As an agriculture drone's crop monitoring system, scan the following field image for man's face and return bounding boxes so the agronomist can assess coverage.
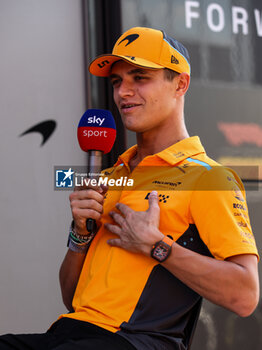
[110,60,178,134]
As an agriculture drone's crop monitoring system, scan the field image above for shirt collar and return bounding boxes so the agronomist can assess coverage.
[115,136,205,167]
[156,136,206,165]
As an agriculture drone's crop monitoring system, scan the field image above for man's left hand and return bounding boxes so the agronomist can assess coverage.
[105,191,164,256]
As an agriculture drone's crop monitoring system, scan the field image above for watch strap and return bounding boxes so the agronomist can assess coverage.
[151,235,174,262]
[161,235,174,247]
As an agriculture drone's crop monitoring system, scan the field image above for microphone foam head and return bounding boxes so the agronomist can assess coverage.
[77,109,116,154]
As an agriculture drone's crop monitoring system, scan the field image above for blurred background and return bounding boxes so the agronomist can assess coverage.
[0,0,261,348]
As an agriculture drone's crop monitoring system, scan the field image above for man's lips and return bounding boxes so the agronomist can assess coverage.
[120,103,141,111]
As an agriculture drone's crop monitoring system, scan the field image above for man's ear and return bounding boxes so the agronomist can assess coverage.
[174,73,190,97]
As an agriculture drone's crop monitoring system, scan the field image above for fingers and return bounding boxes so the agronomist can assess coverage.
[70,191,105,220]
[107,238,122,247]
[104,222,122,236]
[115,202,133,217]
[73,178,105,192]
[100,184,109,195]
[70,188,104,203]
[72,203,103,220]
[148,190,159,205]
[72,199,103,211]
[105,211,125,236]
[69,186,106,234]
[115,191,159,218]
[147,191,160,216]
[109,211,125,226]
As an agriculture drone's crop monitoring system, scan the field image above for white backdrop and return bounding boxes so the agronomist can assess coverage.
[0,0,87,333]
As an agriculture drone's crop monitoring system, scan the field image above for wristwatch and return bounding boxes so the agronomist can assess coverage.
[151,236,173,262]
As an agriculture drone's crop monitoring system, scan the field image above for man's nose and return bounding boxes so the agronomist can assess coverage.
[118,80,135,98]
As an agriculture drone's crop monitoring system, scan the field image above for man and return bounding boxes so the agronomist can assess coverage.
[0,27,259,350]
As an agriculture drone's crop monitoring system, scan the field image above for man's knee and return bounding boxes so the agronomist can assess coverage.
[0,334,19,349]
[0,332,50,350]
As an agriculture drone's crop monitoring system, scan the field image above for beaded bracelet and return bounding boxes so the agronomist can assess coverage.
[67,221,96,253]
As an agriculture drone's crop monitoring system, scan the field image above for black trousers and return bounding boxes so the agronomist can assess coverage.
[0,318,137,350]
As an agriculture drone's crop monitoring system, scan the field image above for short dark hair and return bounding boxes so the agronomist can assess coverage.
[163,68,179,81]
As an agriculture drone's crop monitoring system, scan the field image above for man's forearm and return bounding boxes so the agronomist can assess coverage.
[162,243,259,317]
[59,249,86,311]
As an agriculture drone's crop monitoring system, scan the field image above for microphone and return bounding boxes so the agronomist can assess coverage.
[77,109,116,233]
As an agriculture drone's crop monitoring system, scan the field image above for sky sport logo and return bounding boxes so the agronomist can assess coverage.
[56,168,74,188]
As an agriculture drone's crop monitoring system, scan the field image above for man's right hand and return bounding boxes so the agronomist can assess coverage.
[69,183,108,236]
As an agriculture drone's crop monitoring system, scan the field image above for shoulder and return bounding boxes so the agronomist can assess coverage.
[185,152,244,192]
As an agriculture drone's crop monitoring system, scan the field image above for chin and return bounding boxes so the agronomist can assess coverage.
[125,124,144,132]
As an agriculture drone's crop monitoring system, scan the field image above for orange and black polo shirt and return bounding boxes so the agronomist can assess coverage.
[60,136,258,350]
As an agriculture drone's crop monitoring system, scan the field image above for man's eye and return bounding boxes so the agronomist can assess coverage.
[111,79,120,86]
[135,76,145,81]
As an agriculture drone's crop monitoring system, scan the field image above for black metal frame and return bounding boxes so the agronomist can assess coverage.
[82,0,126,169]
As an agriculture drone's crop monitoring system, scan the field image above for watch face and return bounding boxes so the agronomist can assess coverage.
[151,241,171,262]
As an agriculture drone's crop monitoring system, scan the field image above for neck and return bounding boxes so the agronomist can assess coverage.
[129,122,189,171]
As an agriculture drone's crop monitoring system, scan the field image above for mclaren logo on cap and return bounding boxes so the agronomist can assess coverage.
[118,34,139,47]
[171,55,179,64]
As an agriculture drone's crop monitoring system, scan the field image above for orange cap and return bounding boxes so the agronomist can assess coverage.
[89,27,191,77]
